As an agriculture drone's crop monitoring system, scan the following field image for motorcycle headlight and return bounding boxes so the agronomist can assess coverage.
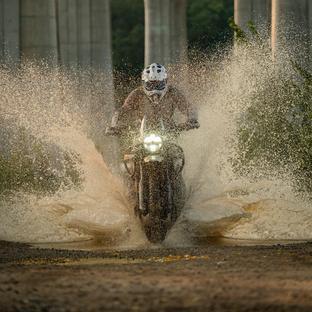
[144,134,163,153]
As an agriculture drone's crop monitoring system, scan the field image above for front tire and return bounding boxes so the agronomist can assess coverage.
[140,162,170,243]
[143,216,168,243]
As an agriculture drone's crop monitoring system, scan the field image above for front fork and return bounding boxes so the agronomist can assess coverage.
[138,162,145,215]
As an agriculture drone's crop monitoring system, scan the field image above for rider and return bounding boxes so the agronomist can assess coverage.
[107,63,200,136]
[107,63,199,217]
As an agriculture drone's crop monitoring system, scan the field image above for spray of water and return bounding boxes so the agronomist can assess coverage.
[0,64,145,245]
[1,40,312,247]
[181,41,312,241]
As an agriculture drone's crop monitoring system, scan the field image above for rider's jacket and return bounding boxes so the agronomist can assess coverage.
[111,85,198,130]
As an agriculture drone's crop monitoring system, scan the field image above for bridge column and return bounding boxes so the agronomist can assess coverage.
[20,0,58,65]
[271,0,311,69]
[0,0,19,65]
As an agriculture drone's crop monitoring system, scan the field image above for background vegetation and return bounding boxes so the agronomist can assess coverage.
[0,125,82,197]
[111,0,233,76]
[232,22,312,196]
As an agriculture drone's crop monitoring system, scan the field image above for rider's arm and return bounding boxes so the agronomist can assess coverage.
[111,88,142,128]
[173,88,200,128]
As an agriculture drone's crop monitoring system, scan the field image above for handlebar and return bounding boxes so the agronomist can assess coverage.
[171,123,194,132]
[105,121,199,137]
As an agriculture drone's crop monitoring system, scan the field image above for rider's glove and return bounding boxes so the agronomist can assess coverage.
[185,119,200,130]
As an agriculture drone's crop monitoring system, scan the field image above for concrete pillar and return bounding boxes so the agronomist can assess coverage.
[89,0,117,168]
[169,0,187,64]
[271,0,310,69]
[57,0,114,100]
[57,0,91,69]
[58,0,115,166]
[0,0,19,64]
[234,0,271,35]
[144,0,171,66]
[89,0,114,131]
[76,0,91,68]
[59,0,114,71]
[57,0,79,68]
[144,0,188,67]
[20,0,58,65]
[90,0,113,75]
[310,1,312,65]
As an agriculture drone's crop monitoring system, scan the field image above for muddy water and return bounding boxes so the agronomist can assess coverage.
[1,43,312,247]
[32,237,310,252]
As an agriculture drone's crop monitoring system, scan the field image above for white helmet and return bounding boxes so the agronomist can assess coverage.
[142,63,168,97]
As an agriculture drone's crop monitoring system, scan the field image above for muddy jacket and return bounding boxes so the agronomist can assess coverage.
[111,85,198,130]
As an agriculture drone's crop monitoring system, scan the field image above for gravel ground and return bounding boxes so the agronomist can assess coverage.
[0,240,312,311]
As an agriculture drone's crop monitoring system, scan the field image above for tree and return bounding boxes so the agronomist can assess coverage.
[231,20,312,195]
[187,0,233,55]
[111,0,233,76]
[111,0,144,76]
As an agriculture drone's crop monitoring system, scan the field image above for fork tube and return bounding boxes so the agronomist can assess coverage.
[139,162,145,212]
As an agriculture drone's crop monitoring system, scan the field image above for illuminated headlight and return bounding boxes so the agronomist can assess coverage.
[143,134,163,153]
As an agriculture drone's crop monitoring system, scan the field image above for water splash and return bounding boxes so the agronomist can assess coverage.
[0,64,144,245]
[1,41,312,247]
[180,41,312,241]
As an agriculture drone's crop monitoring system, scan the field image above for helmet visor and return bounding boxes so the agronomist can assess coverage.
[143,80,166,91]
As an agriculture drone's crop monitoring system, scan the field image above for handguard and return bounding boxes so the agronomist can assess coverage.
[105,126,121,136]
[173,120,200,132]
[184,119,200,130]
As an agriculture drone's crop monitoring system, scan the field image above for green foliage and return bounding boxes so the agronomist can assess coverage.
[111,0,145,76]
[111,0,233,76]
[228,17,248,43]
[229,17,261,44]
[0,128,82,196]
[187,0,233,53]
[231,20,312,194]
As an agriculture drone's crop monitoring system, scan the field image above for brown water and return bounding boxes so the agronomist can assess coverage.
[0,43,312,247]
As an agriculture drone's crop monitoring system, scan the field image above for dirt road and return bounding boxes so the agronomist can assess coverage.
[0,240,312,311]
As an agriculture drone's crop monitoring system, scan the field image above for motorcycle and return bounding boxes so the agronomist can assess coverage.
[107,116,193,243]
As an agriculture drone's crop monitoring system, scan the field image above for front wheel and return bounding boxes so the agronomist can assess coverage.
[142,216,168,243]
[140,162,171,243]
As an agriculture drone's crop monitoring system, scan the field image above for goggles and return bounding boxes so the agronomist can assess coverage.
[143,80,166,91]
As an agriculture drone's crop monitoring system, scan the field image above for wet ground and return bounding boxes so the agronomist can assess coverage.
[1,240,312,311]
